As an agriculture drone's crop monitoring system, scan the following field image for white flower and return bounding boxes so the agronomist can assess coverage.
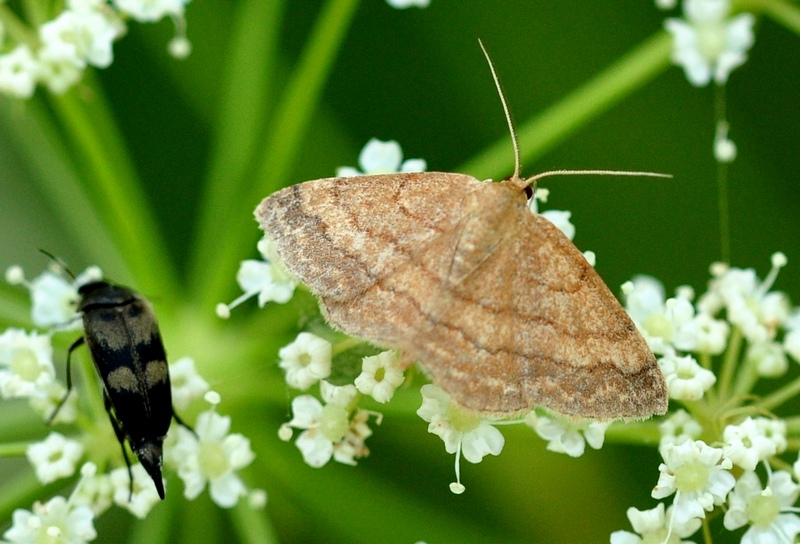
[664,0,755,86]
[698,254,789,343]
[622,277,707,355]
[658,353,716,400]
[281,382,373,468]
[526,412,607,458]
[623,275,668,324]
[113,0,190,22]
[218,237,297,317]
[0,328,56,398]
[278,332,332,390]
[724,470,800,544]
[29,270,81,328]
[110,464,162,519]
[674,311,729,355]
[3,496,97,544]
[167,410,255,508]
[610,503,701,544]
[9,264,100,328]
[526,189,576,241]
[336,138,426,177]
[745,340,788,378]
[417,384,503,492]
[540,210,575,241]
[0,45,38,99]
[659,409,703,452]
[72,470,114,516]
[168,36,192,58]
[36,52,83,94]
[652,440,735,526]
[783,327,800,363]
[354,350,404,403]
[169,356,210,411]
[386,0,430,8]
[714,120,737,163]
[723,417,785,471]
[28,380,79,424]
[39,8,122,69]
[27,432,85,484]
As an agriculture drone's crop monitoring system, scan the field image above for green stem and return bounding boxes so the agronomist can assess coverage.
[782,415,800,434]
[190,0,285,300]
[195,0,362,311]
[0,98,127,273]
[229,501,280,544]
[731,352,759,399]
[758,374,800,412]
[0,441,30,457]
[47,83,178,298]
[714,85,731,263]
[753,0,800,35]
[460,31,673,180]
[604,420,662,446]
[21,0,48,29]
[717,327,743,400]
[0,4,36,44]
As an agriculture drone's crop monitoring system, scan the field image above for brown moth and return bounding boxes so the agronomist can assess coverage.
[255,44,667,421]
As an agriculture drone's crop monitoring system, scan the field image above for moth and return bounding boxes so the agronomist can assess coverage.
[254,44,668,421]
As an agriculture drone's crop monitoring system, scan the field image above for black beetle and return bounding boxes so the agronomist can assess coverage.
[51,278,191,500]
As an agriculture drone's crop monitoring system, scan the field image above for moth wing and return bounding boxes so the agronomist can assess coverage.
[412,198,667,419]
[257,172,481,341]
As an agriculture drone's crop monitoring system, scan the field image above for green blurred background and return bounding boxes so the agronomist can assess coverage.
[1,1,799,542]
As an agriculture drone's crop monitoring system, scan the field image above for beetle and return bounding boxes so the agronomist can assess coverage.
[50,274,191,500]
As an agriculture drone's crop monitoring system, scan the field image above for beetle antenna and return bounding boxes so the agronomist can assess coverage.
[38,249,76,280]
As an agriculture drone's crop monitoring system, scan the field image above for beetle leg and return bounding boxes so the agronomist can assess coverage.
[172,408,198,438]
[104,391,134,502]
[47,336,85,424]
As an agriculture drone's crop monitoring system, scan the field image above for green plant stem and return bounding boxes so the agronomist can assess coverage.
[128,493,177,544]
[604,420,661,446]
[21,0,47,28]
[0,4,35,44]
[757,373,800,412]
[752,0,800,34]
[47,84,178,299]
[0,98,127,273]
[460,31,673,180]
[189,0,285,301]
[782,416,800,434]
[0,441,30,457]
[717,327,743,400]
[194,0,362,310]
[229,500,280,544]
[714,84,731,263]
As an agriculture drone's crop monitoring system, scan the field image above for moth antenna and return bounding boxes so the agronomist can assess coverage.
[38,249,76,280]
[479,39,520,181]
[527,169,672,184]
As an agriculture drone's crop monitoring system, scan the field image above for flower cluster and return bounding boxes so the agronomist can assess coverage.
[660,0,756,163]
[0,0,192,99]
[1,261,259,542]
[613,252,800,542]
